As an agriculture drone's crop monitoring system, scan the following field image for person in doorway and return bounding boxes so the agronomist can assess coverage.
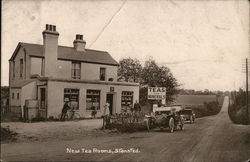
[61,100,70,121]
[102,103,110,129]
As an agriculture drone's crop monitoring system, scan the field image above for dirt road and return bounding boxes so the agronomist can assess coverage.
[1,96,250,162]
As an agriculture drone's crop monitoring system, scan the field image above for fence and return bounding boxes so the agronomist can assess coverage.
[1,106,22,121]
[104,112,148,132]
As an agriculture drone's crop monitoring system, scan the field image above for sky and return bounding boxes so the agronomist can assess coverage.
[1,0,249,91]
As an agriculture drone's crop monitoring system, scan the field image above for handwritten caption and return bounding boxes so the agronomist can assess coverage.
[66,147,140,154]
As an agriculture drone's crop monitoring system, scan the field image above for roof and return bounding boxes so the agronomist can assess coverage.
[9,42,119,66]
[11,79,35,88]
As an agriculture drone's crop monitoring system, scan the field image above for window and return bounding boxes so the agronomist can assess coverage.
[12,93,15,99]
[86,90,100,110]
[100,68,106,81]
[17,93,19,100]
[13,61,15,79]
[64,89,79,110]
[72,62,81,79]
[20,59,23,78]
[121,91,134,110]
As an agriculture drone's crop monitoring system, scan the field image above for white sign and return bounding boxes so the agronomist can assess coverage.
[148,87,166,100]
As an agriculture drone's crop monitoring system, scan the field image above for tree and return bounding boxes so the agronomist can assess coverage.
[141,57,179,104]
[117,57,179,105]
[118,58,142,82]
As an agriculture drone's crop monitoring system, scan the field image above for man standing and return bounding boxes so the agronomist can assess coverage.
[61,100,70,121]
[134,100,141,112]
[102,103,110,129]
[133,100,141,122]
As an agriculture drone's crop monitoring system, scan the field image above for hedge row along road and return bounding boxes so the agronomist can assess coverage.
[1,96,250,162]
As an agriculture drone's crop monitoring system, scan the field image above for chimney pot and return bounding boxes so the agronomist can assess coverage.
[53,25,56,31]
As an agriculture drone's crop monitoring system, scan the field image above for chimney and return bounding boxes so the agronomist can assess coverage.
[42,24,59,77]
[73,34,86,52]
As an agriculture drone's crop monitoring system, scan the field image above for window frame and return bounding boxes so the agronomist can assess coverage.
[20,59,23,78]
[64,88,80,110]
[13,61,15,79]
[71,61,81,80]
[100,67,106,81]
[121,91,134,109]
[86,89,101,110]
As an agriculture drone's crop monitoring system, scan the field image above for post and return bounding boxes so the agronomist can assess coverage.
[246,58,249,124]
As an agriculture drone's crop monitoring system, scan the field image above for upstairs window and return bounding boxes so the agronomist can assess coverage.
[17,93,19,100]
[72,62,81,79]
[100,68,106,81]
[20,59,23,78]
[12,93,15,99]
[13,61,15,79]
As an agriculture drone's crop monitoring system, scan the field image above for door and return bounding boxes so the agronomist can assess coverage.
[106,94,113,115]
[40,88,46,109]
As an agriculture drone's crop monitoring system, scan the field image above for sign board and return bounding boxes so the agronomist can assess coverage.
[110,87,114,92]
[148,87,166,100]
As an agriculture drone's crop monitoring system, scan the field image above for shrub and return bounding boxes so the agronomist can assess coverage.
[1,126,18,142]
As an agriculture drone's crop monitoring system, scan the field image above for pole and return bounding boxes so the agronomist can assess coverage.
[246,58,249,124]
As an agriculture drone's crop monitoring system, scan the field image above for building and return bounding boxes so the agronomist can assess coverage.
[9,24,139,119]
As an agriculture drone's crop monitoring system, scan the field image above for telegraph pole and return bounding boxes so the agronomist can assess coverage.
[246,58,249,124]
[242,58,250,124]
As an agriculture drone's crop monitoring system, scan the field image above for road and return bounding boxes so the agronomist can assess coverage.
[1,96,250,162]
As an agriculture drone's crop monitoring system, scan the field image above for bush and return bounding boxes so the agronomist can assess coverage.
[191,101,221,118]
[104,112,148,132]
[1,126,18,142]
[228,104,248,125]
[228,89,249,125]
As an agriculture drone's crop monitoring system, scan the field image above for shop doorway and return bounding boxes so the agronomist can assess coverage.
[106,94,113,115]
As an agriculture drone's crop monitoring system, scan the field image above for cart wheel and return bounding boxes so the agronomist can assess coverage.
[169,117,174,133]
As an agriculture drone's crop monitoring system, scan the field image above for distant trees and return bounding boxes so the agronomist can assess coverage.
[118,57,179,105]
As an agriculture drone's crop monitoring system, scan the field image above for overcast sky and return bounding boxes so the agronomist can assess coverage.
[1,0,249,91]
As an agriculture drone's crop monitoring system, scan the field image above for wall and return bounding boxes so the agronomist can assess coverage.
[9,88,21,106]
[47,81,139,118]
[30,57,43,76]
[9,47,25,84]
[81,62,118,81]
[21,81,37,117]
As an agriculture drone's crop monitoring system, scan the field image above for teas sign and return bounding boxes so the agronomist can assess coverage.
[148,87,166,100]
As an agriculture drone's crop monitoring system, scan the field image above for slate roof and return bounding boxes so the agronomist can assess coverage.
[9,42,119,66]
[11,79,36,88]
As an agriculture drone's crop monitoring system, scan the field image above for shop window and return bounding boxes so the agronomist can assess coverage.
[121,91,134,110]
[64,89,79,110]
[100,68,106,81]
[20,59,23,78]
[72,62,81,79]
[86,90,100,110]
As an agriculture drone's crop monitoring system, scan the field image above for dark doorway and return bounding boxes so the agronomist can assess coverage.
[40,88,46,109]
[106,94,113,115]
